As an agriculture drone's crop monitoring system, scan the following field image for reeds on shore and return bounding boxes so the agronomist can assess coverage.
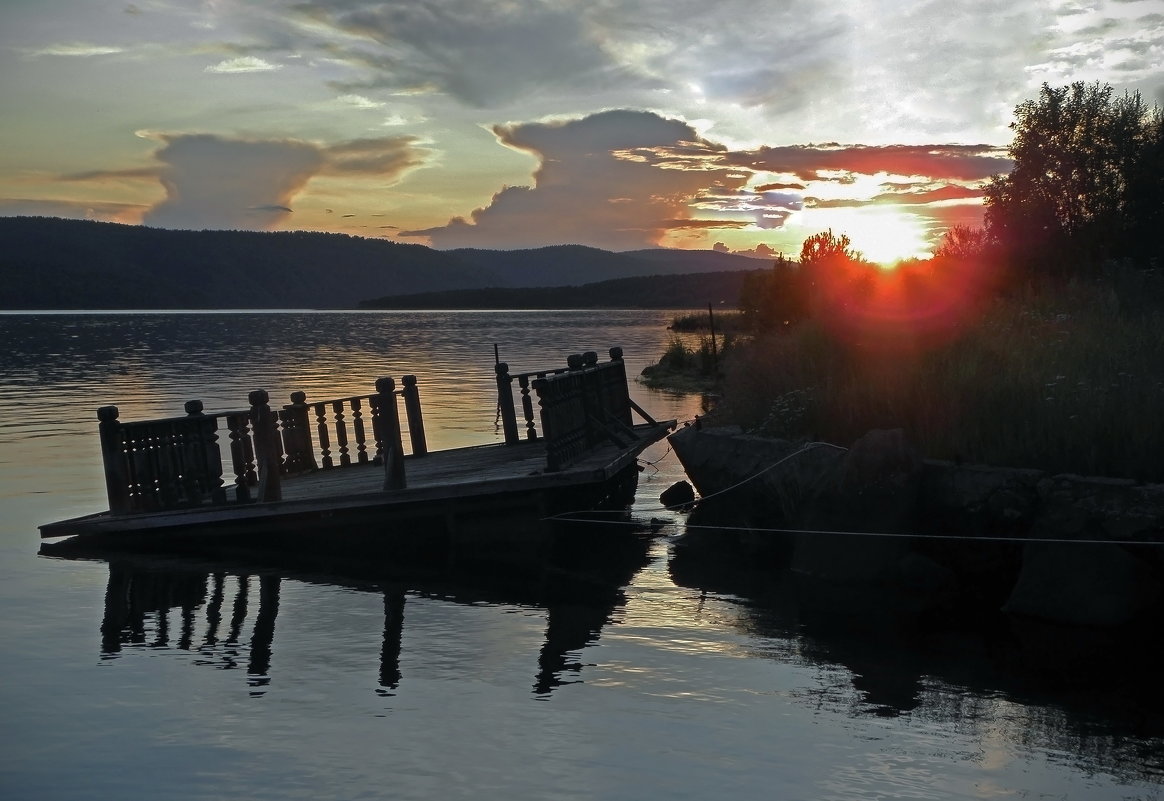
[708,267,1164,481]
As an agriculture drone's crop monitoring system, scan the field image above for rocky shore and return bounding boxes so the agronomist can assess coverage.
[668,424,1164,627]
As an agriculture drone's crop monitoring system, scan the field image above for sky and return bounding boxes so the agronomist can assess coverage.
[1,1,1162,264]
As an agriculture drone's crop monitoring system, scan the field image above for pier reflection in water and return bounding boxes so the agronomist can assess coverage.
[87,523,652,700]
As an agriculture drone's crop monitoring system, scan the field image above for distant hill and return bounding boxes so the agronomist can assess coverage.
[447,245,764,287]
[362,270,759,310]
[0,217,484,309]
[0,216,768,309]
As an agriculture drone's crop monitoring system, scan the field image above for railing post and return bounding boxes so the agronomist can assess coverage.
[495,361,520,445]
[98,405,130,514]
[249,390,282,502]
[401,374,428,456]
[281,391,317,473]
[532,377,560,472]
[185,399,226,504]
[375,377,406,490]
[610,346,656,425]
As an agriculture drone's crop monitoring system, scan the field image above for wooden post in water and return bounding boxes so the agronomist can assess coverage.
[375,377,406,490]
[97,405,130,514]
[708,302,719,377]
[495,362,520,445]
[249,390,283,502]
[401,375,428,456]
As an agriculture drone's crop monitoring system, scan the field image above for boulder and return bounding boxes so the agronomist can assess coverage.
[659,480,695,508]
[1003,541,1162,626]
[790,429,924,582]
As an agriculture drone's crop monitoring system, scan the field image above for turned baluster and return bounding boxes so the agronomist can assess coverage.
[333,399,350,467]
[313,401,333,469]
[518,374,537,440]
[225,411,255,501]
[351,397,369,464]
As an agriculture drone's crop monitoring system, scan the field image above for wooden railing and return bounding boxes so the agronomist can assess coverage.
[96,376,427,515]
[496,347,658,471]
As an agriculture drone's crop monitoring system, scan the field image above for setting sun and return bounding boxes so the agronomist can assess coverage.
[818,207,933,266]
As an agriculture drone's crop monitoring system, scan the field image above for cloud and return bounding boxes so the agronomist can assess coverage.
[138,132,425,230]
[336,93,385,109]
[404,110,748,250]
[144,134,321,229]
[405,108,1004,250]
[300,0,641,108]
[60,166,161,183]
[205,56,282,73]
[28,43,126,57]
[323,136,425,176]
[805,183,987,209]
[704,144,1011,183]
[0,198,146,224]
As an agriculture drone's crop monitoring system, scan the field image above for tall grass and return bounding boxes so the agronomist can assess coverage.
[669,309,748,333]
[641,333,739,390]
[712,269,1164,481]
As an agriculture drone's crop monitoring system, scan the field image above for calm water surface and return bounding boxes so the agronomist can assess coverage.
[1,311,1161,801]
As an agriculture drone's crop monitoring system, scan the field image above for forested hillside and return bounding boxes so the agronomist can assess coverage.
[362,269,759,309]
[0,217,763,309]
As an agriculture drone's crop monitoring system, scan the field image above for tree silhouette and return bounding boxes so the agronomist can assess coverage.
[984,81,1163,270]
[799,229,860,266]
[933,225,989,261]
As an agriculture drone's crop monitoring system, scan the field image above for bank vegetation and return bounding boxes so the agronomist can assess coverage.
[650,81,1164,481]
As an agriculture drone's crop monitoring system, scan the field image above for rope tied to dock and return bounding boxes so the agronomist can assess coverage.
[550,437,1164,547]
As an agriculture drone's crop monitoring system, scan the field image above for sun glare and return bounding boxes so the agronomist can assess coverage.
[820,207,932,266]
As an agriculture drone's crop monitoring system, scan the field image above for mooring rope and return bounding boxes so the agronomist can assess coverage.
[548,514,1164,547]
[548,436,1164,547]
[671,440,849,507]
[589,438,849,519]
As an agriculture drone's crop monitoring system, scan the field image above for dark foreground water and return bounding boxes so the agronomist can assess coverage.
[1,311,1161,801]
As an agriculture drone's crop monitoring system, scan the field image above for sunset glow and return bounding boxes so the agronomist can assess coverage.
[810,207,934,266]
[1,2,1160,257]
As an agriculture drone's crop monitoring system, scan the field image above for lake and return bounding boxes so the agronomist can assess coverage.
[1,310,1161,801]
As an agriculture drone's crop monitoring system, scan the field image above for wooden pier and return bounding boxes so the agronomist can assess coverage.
[40,347,674,554]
